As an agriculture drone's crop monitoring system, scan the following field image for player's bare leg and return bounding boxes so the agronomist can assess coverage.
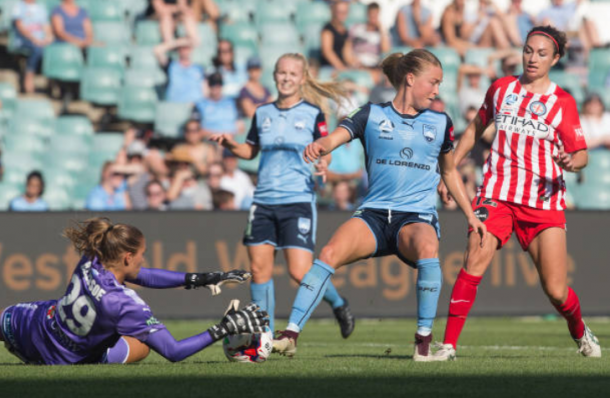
[528,228,601,357]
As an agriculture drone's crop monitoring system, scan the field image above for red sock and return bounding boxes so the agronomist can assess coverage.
[443,269,482,349]
[552,287,585,340]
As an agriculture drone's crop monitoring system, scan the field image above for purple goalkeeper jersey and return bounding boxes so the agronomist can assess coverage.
[2,256,166,364]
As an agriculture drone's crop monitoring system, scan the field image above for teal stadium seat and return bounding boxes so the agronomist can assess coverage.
[338,70,375,91]
[303,22,324,59]
[154,102,193,138]
[87,46,126,76]
[136,20,162,46]
[118,86,158,123]
[15,99,55,122]
[0,183,22,210]
[49,134,92,154]
[218,0,251,23]
[43,186,72,211]
[43,43,84,81]
[549,70,585,106]
[346,1,367,26]
[254,2,293,28]
[2,151,44,172]
[428,47,461,74]
[88,0,124,22]
[9,119,55,138]
[124,68,158,88]
[259,23,300,47]
[296,1,330,35]
[2,134,46,153]
[80,67,122,106]
[0,82,17,120]
[43,167,82,192]
[129,46,167,85]
[92,133,124,153]
[587,48,610,95]
[220,23,258,53]
[55,115,94,136]
[93,21,130,55]
[44,151,90,173]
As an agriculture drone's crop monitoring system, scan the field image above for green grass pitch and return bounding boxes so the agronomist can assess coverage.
[2,318,609,398]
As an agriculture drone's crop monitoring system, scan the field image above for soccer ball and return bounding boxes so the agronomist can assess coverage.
[222,328,273,363]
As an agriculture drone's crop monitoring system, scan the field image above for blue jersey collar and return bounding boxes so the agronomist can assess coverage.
[389,101,427,119]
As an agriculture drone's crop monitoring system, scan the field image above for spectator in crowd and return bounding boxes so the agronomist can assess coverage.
[440,0,510,58]
[114,140,152,211]
[146,0,200,46]
[165,146,213,210]
[9,171,48,211]
[154,37,206,103]
[51,0,93,49]
[238,57,272,119]
[457,64,486,117]
[206,161,224,191]
[85,162,132,211]
[171,119,217,176]
[504,0,534,46]
[327,181,356,211]
[219,149,254,210]
[538,0,600,55]
[191,0,219,31]
[393,0,439,48]
[369,72,396,104]
[349,2,390,70]
[580,94,610,150]
[195,72,242,137]
[430,97,445,113]
[12,0,54,94]
[320,0,355,72]
[212,189,236,210]
[145,179,168,210]
[326,139,365,184]
[211,39,248,99]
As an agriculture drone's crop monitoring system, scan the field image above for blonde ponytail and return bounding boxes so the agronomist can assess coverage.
[64,217,144,267]
[275,53,348,116]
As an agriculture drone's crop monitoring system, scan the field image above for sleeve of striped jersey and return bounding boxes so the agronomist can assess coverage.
[245,113,259,146]
[557,96,587,153]
[478,80,499,126]
[441,114,455,153]
[313,111,329,140]
[339,103,371,140]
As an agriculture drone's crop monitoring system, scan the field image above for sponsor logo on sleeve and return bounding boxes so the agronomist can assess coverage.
[317,121,329,136]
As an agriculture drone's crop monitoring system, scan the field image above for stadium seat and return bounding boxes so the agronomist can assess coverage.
[118,86,158,123]
[88,150,118,169]
[14,99,55,122]
[427,47,461,74]
[87,46,126,75]
[135,20,162,46]
[0,183,22,211]
[124,68,158,88]
[295,1,330,35]
[587,48,610,94]
[129,46,167,85]
[234,45,257,66]
[220,23,258,53]
[2,151,44,172]
[43,186,72,211]
[464,48,495,70]
[93,21,130,54]
[346,1,367,26]
[254,3,293,27]
[49,134,92,154]
[260,44,304,72]
[2,134,46,153]
[55,115,94,136]
[88,0,124,22]
[92,133,124,153]
[43,167,81,192]
[218,0,251,23]
[0,82,17,119]
[8,118,54,138]
[303,22,324,59]
[80,67,122,106]
[259,23,300,47]
[548,70,585,106]
[573,184,610,210]
[44,151,90,173]
[154,102,193,138]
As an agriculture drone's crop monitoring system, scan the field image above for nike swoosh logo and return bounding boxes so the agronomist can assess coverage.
[450,299,470,304]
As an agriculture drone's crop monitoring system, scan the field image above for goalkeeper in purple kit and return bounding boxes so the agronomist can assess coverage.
[0,217,268,365]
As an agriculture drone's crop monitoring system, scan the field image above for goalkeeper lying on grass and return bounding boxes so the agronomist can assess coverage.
[0,217,268,365]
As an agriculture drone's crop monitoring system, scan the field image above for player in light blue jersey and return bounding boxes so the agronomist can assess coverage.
[273,49,487,361]
[210,53,355,338]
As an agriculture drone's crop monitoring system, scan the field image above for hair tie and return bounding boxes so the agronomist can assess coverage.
[528,31,559,52]
[106,225,114,233]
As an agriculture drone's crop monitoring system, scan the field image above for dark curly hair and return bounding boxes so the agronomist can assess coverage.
[526,25,568,59]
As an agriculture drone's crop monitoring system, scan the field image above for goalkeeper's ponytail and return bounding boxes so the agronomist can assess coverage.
[64,217,144,268]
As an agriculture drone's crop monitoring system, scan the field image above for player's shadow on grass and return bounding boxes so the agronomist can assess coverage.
[325,354,412,360]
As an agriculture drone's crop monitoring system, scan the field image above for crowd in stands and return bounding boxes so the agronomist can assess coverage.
[1,0,610,212]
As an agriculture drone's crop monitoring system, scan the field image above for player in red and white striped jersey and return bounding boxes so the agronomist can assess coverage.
[434,25,601,360]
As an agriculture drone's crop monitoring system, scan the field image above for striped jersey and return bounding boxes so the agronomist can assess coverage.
[477,76,587,210]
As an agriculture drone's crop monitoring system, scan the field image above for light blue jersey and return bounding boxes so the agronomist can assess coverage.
[246,101,328,205]
[339,102,454,214]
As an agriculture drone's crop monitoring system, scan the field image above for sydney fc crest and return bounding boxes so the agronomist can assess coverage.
[298,217,311,235]
[422,124,437,143]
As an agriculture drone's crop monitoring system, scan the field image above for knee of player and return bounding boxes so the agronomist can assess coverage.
[288,268,306,283]
[319,245,340,268]
[414,242,438,260]
[250,259,271,276]
[544,286,567,305]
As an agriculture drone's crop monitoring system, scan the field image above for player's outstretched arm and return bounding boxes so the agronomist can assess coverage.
[127,268,251,295]
[454,114,494,167]
[145,303,268,362]
[439,150,487,245]
[209,134,260,160]
[303,127,352,163]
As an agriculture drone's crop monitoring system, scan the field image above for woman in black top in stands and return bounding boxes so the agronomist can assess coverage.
[320,0,356,72]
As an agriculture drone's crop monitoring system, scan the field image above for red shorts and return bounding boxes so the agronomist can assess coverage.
[468,197,566,251]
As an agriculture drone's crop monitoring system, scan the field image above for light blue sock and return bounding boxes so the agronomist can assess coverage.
[323,282,345,309]
[416,258,442,336]
[287,259,335,332]
[251,279,275,333]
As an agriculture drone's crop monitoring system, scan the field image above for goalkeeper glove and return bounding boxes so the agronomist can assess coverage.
[207,302,269,342]
[185,270,251,295]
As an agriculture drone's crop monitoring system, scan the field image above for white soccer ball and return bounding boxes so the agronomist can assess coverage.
[222,328,273,363]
